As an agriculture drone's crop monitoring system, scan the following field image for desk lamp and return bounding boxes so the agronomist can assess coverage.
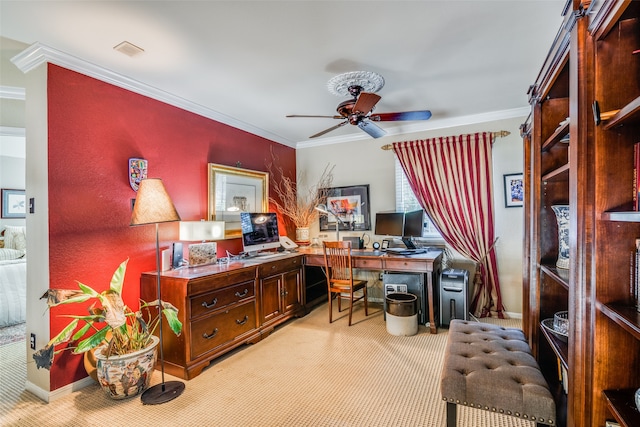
[130,178,184,405]
[315,204,347,241]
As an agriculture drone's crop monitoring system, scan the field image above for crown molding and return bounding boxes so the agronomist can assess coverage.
[296,107,530,149]
[0,86,26,100]
[10,42,296,148]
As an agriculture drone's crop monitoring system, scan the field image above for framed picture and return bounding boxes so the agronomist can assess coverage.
[1,189,26,218]
[319,184,371,231]
[503,173,524,208]
[208,163,268,238]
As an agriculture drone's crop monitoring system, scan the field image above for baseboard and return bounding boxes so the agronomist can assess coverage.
[25,375,96,403]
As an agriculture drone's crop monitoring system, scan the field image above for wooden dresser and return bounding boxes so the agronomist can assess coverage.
[141,253,304,380]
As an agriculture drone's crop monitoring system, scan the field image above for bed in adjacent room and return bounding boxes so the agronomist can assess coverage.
[0,226,27,327]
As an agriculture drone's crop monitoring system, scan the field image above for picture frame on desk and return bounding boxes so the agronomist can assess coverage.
[503,173,524,208]
[208,163,268,238]
[319,184,371,232]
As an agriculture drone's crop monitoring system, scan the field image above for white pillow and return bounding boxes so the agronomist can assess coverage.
[0,248,25,261]
[3,226,26,251]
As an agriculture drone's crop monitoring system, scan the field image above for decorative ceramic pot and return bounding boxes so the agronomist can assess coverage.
[295,227,310,245]
[551,205,570,270]
[95,335,159,400]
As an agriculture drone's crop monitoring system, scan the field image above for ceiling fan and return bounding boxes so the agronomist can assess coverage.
[287,71,432,139]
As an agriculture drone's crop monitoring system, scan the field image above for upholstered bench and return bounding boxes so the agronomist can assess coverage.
[440,320,555,427]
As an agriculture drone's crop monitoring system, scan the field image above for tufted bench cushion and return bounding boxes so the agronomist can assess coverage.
[440,320,555,426]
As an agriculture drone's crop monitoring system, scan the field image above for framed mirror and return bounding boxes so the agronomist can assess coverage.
[208,163,269,238]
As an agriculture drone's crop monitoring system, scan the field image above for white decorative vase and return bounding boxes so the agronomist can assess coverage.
[95,335,159,400]
[551,205,570,270]
[295,227,310,245]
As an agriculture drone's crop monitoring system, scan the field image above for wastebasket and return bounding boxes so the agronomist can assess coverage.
[385,292,418,336]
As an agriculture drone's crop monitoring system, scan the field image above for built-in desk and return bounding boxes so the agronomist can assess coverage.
[299,247,443,334]
[141,249,442,379]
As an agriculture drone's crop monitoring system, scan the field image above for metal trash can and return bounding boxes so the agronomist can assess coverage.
[385,293,418,336]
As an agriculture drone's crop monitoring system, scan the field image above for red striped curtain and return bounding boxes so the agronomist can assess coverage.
[392,132,505,318]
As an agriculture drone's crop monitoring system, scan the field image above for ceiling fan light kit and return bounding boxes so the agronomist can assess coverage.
[288,70,431,139]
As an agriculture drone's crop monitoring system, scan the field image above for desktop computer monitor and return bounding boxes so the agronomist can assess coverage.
[403,209,424,237]
[375,212,404,236]
[240,212,281,255]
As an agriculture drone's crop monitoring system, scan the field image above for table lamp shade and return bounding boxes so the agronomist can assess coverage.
[131,178,181,226]
[179,221,225,241]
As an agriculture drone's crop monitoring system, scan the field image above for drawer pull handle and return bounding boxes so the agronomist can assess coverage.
[202,298,218,309]
[235,289,249,298]
[203,328,219,339]
[236,315,249,325]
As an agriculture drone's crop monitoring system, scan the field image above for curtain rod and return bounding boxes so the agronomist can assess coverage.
[380,130,511,150]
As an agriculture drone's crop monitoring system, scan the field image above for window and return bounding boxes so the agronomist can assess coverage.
[395,158,443,238]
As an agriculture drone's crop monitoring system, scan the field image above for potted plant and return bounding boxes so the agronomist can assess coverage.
[33,258,182,399]
[267,149,334,244]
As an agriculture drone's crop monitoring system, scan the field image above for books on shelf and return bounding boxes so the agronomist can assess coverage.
[634,239,640,312]
[635,142,640,211]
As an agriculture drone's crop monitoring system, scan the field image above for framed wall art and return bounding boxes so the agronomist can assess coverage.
[503,173,524,208]
[208,163,268,238]
[1,189,26,218]
[319,184,371,232]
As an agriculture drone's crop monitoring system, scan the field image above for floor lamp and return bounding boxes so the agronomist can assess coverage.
[130,178,185,405]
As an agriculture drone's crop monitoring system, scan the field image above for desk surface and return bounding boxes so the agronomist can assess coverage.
[151,247,443,333]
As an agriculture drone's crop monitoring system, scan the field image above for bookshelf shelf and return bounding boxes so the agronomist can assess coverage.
[542,163,570,182]
[542,120,570,151]
[599,302,640,341]
[603,389,640,427]
[539,321,569,368]
[541,264,570,290]
[603,96,640,130]
[601,211,640,222]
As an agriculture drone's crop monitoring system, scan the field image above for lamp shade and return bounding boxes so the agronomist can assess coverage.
[130,178,181,226]
[179,221,225,241]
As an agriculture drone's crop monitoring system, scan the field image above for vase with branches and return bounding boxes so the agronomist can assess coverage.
[267,150,334,244]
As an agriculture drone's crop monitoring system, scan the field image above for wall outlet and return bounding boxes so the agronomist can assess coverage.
[30,333,36,350]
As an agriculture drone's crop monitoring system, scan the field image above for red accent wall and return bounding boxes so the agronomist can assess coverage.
[46,64,296,389]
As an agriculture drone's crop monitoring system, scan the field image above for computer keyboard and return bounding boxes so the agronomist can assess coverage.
[255,253,284,260]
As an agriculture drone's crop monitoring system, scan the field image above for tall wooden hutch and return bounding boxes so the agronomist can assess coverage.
[522,1,640,426]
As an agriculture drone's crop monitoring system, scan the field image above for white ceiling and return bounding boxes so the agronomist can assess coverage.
[0,1,567,148]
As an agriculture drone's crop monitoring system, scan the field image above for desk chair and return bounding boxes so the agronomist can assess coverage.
[322,241,369,326]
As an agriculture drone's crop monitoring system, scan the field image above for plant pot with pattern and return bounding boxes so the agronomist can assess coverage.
[33,259,182,399]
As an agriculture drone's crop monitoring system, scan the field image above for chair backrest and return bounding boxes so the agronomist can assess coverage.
[322,240,354,283]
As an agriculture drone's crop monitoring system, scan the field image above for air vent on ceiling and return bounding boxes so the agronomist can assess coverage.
[113,41,145,57]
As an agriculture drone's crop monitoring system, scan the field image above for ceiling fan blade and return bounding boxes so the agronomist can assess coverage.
[287,114,344,119]
[369,110,432,122]
[357,120,387,138]
[309,120,348,138]
[352,92,381,115]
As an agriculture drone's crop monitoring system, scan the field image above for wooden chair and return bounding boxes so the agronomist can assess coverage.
[322,241,368,326]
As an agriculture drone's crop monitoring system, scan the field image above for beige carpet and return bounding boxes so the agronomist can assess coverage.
[0,304,532,427]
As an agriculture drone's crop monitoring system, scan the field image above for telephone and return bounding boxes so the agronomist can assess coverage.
[279,235,298,250]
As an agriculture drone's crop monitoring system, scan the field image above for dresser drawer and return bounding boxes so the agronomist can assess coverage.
[383,259,428,273]
[190,300,257,359]
[258,256,302,277]
[190,280,255,319]
[188,268,256,295]
[353,257,383,269]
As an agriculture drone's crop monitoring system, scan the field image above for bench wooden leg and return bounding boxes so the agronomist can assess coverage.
[446,402,456,427]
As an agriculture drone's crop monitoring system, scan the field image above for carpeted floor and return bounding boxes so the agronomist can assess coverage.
[0,304,532,427]
[0,322,26,347]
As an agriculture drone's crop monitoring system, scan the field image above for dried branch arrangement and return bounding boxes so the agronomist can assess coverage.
[266,149,334,229]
